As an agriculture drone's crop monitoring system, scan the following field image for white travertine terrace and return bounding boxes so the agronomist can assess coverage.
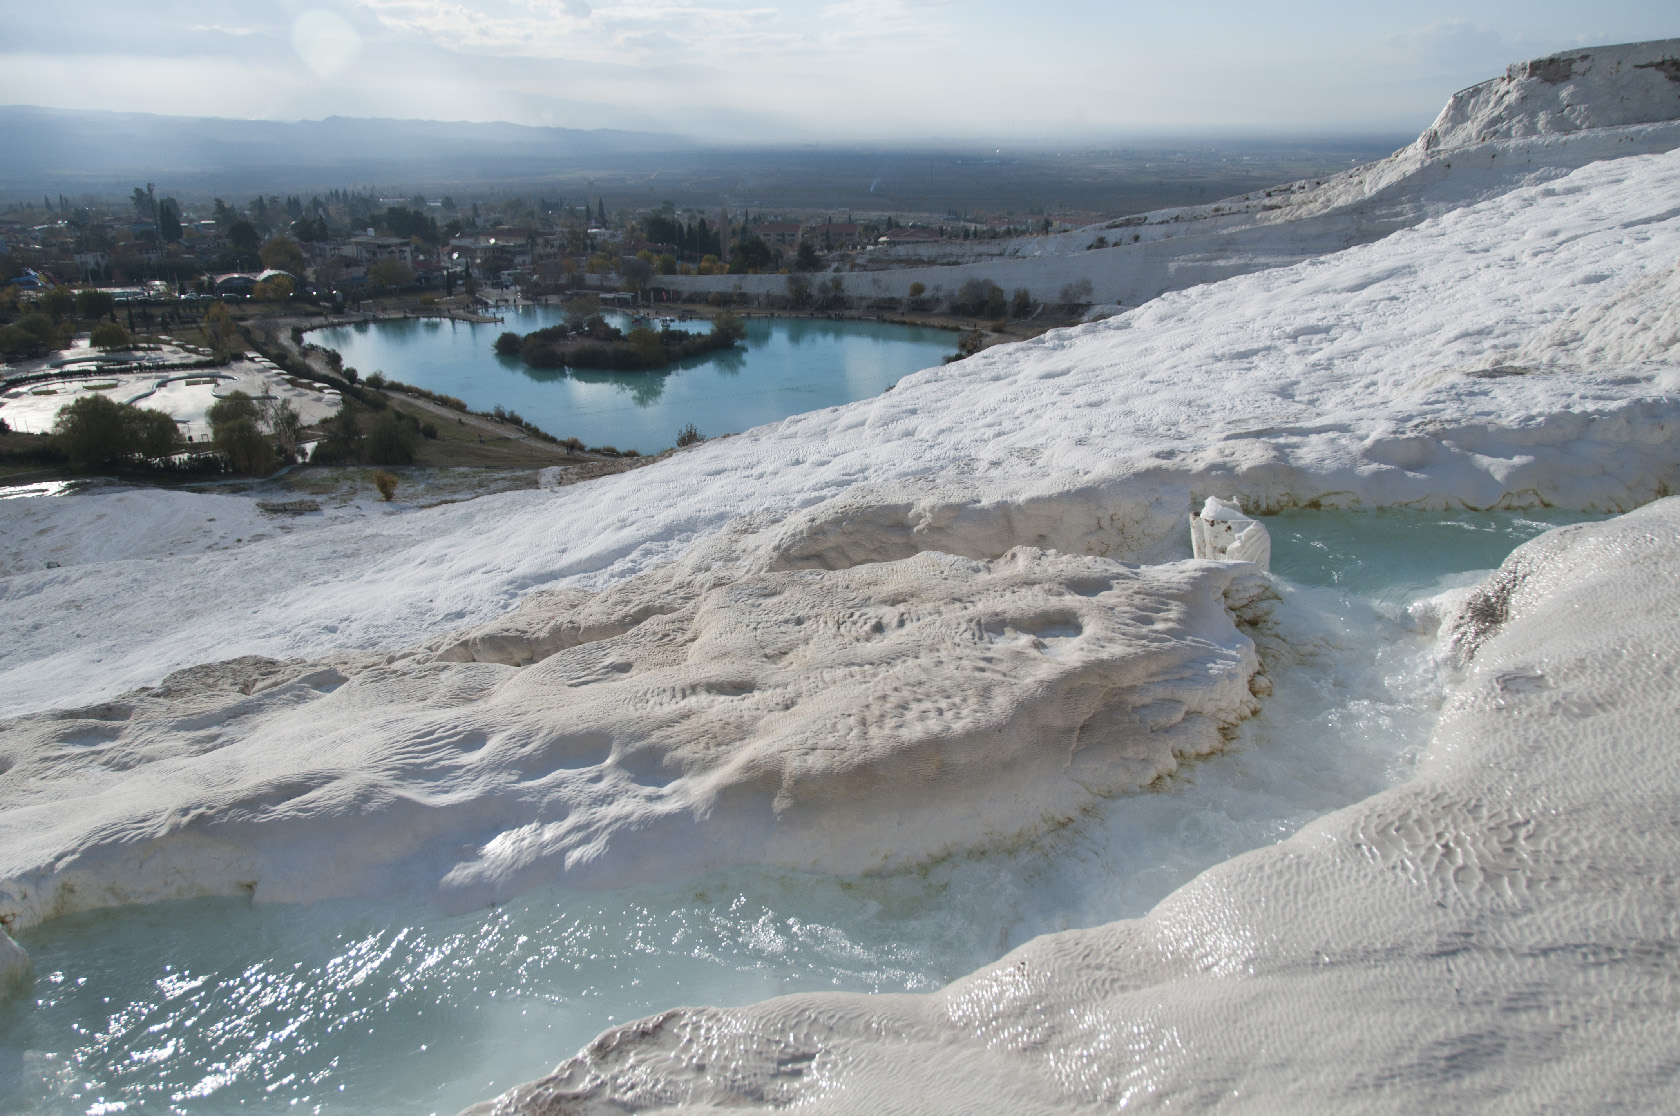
[1,37,1679,1113]
[466,497,1680,1116]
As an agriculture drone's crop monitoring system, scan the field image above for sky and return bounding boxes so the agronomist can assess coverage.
[2,1,1676,142]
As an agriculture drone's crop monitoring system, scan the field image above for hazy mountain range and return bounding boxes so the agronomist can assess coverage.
[0,105,691,197]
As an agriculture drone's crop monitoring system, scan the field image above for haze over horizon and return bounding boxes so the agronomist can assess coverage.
[4,2,1675,144]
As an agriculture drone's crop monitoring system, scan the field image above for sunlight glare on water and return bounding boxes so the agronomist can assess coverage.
[0,508,1600,1114]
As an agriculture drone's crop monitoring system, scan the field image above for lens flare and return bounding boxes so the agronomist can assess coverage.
[292,9,362,80]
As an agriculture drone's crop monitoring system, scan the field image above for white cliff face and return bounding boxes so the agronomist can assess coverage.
[467,498,1680,1116]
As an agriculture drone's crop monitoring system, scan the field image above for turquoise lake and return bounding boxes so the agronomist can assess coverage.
[314,310,958,453]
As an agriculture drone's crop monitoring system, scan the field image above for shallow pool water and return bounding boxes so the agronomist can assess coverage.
[313,311,956,455]
[0,508,1601,1115]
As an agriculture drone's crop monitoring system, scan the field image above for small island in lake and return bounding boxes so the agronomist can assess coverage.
[495,305,746,371]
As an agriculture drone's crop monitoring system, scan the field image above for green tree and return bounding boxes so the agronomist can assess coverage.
[953,279,1005,318]
[710,313,746,344]
[158,198,183,242]
[727,235,776,274]
[215,418,273,474]
[4,313,61,356]
[39,286,75,321]
[0,325,42,358]
[204,301,241,361]
[52,394,181,468]
[364,409,414,465]
[367,259,414,289]
[626,326,664,366]
[228,220,261,262]
[1010,287,1034,318]
[312,401,364,464]
[207,392,272,473]
[90,321,131,349]
[260,397,302,453]
[76,288,116,321]
[253,274,294,301]
[794,240,823,272]
[259,236,306,275]
[621,256,654,299]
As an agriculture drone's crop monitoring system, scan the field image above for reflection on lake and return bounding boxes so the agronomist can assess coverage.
[315,309,955,453]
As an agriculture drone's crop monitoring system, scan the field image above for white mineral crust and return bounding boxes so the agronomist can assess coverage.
[1188,496,1271,570]
[0,538,1271,931]
[465,498,1680,1115]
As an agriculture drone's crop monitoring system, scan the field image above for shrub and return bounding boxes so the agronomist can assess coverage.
[365,370,387,389]
[420,421,438,439]
[1010,288,1034,318]
[676,423,703,447]
[372,469,399,501]
[493,331,523,355]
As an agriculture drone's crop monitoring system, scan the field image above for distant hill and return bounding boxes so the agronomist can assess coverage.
[0,106,695,197]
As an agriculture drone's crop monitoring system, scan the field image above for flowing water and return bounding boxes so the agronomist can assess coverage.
[313,311,957,454]
[0,508,1602,1115]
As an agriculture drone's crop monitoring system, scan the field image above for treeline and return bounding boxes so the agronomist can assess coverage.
[641,214,725,260]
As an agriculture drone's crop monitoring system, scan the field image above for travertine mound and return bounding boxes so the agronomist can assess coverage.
[1422,39,1680,152]
[0,542,1270,932]
[463,499,1680,1116]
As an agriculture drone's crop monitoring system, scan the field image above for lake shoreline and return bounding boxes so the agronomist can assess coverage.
[302,306,959,456]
